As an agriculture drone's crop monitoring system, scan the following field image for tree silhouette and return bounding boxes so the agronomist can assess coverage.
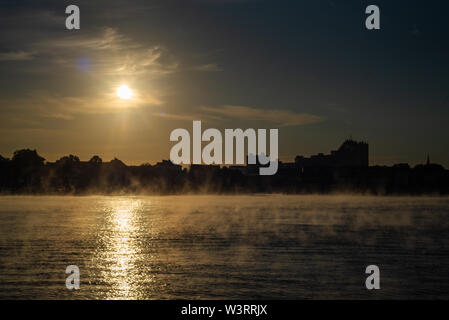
[12,149,45,167]
[9,149,45,192]
[0,147,448,195]
[89,155,102,164]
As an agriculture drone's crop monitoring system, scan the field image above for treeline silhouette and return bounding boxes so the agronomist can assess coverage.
[1,149,449,195]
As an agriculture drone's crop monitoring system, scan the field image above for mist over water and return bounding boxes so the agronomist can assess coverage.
[0,195,448,299]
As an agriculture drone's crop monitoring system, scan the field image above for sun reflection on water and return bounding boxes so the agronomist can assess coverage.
[93,198,151,300]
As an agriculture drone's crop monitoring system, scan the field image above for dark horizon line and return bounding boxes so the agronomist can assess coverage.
[0,146,446,171]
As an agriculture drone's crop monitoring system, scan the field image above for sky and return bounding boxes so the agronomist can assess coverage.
[0,0,448,166]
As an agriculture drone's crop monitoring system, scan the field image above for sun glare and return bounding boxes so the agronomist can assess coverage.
[117,85,133,100]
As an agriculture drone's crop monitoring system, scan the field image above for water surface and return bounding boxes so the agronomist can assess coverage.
[0,195,448,299]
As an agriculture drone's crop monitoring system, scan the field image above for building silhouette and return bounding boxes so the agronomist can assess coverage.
[1,141,448,195]
[294,139,369,168]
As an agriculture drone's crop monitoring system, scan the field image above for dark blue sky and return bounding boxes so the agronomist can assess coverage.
[0,0,448,166]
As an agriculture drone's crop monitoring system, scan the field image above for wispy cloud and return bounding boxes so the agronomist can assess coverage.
[200,105,323,127]
[2,26,220,77]
[29,27,179,77]
[152,110,222,122]
[0,90,163,121]
[151,105,323,127]
[0,51,35,61]
[190,63,223,72]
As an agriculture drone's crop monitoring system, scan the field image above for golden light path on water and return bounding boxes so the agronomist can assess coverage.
[1,195,449,299]
[93,198,154,300]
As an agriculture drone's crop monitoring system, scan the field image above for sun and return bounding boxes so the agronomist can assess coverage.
[117,85,133,100]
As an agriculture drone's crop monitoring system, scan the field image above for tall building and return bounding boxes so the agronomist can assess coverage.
[295,139,369,168]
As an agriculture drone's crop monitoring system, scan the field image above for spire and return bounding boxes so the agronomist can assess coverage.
[426,154,430,166]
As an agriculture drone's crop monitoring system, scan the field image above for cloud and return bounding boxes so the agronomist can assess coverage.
[41,27,130,52]
[0,51,34,61]
[2,26,219,77]
[190,63,223,72]
[151,105,323,127]
[29,27,179,77]
[0,24,222,121]
[0,90,163,122]
[200,105,323,127]
[152,111,222,122]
